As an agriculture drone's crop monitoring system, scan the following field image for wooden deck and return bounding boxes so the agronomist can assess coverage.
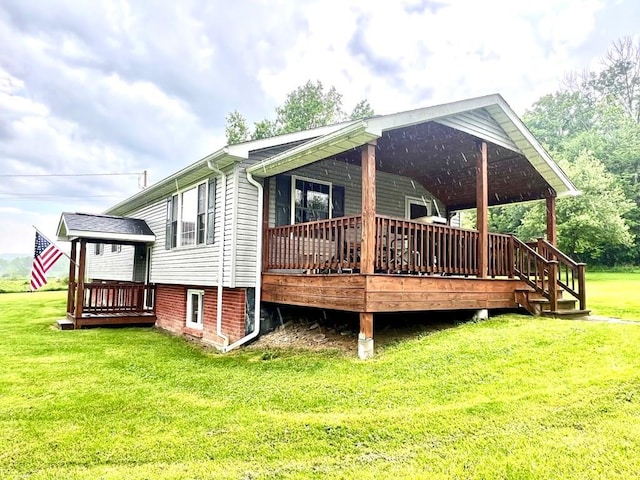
[262,273,528,313]
[65,282,156,329]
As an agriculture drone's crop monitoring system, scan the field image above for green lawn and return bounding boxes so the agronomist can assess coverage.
[1,291,640,479]
[586,271,640,320]
[0,277,67,294]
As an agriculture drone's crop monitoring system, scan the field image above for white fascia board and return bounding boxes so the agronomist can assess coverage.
[368,94,503,133]
[106,149,243,216]
[247,121,381,177]
[228,122,354,157]
[64,230,156,243]
[56,215,69,241]
[491,97,579,197]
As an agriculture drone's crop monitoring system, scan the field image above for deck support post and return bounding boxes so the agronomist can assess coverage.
[67,239,77,316]
[358,312,374,359]
[545,191,557,246]
[361,142,377,275]
[476,141,489,278]
[74,239,87,323]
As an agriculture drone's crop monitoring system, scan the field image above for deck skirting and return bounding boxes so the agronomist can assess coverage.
[261,273,527,313]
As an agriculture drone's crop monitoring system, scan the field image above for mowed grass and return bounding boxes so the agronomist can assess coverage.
[1,292,640,479]
[0,277,67,294]
[586,271,640,320]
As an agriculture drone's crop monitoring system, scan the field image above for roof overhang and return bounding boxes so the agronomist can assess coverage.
[57,213,156,244]
[247,121,382,178]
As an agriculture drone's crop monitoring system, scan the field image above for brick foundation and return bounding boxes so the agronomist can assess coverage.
[155,284,247,347]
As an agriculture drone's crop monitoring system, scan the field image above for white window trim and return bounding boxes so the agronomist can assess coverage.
[186,289,204,330]
[290,175,333,224]
[173,181,208,249]
[405,195,432,219]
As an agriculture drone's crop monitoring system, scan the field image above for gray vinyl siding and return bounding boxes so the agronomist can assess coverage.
[266,158,445,226]
[86,245,135,281]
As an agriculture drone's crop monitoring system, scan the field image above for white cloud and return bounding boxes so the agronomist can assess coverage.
[0,0,632,254]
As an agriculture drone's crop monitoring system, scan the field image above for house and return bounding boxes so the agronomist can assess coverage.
[56,94,588,358]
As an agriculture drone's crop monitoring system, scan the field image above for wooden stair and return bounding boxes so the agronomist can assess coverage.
[512,237,589,319]
[516,289,590,318]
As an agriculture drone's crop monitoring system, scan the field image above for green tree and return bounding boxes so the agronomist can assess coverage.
[517,153,634,264]
[225,80,374,144]
[224,111,250,144]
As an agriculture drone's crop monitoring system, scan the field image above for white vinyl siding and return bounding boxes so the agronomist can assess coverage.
[87,245,135,282]
[111,171,227,287]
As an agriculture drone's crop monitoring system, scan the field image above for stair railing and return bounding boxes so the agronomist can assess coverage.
[533,238,587,310]
[512,236,558,312]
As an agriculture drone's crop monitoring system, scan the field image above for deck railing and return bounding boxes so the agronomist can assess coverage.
[530,238,586,310]
[266,215,362,271]
[374,215,480,275]
[79,282,156,315]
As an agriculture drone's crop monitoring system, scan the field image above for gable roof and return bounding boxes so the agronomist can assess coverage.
[57,212,156,243]
[247,94,578,201]
[106,93,577,216]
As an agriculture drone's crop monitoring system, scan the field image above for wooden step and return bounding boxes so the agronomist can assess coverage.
[541,309,591,319]
[56,319,76,330]
[527,298,577,311]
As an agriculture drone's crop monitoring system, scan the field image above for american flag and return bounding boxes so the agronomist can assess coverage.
[30,232,64,291]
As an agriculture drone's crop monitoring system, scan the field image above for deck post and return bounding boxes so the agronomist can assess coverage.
[74,239,87,322]
[67,239,77,315]
[361,141,377,275]
[545,191,557,246]
[358,312,374,359]
[476,141,489,278]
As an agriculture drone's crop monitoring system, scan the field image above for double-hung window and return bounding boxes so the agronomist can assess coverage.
[292,176,331,224]
[186,289,204,329]
[405,196,432,220]
[166,179,215,249]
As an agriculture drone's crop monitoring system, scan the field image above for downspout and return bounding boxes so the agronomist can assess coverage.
[223,169,263,352]
[207,159,229,349]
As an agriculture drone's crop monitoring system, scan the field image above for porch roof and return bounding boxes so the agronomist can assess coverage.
[247,94,579,211]
[56,212,156,244]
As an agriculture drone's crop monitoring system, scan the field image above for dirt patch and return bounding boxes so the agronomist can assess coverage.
[248,308,476,354]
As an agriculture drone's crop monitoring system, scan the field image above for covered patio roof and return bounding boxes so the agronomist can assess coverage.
[247,94,578,211]
[56,212,156,244]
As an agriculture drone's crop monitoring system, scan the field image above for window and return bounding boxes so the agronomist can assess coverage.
[111,244,121,253]
[166,195,178,249]
[94,243,104,255]
[405,196,432,220]
[166,180,212,249]
[186,289,204,329]
[206,177,216,244]
[292,176,331,224]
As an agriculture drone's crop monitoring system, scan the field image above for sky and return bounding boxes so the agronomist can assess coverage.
[1,0,638,254]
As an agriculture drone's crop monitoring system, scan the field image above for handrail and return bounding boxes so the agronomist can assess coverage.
[535,238,586,310]
[512,236,558,312]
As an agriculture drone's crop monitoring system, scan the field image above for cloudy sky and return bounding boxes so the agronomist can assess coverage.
[0,0,638,254]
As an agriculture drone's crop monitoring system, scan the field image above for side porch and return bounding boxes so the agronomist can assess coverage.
[57,212,157,329]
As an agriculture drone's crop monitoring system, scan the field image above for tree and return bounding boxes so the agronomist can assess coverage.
[516,153,634,264]
[350,99,375,120]
[225,80,374,144]
[224,111,250,144]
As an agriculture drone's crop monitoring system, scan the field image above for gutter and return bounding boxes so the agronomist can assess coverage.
[223,169,263,352]
[207,158,229,349]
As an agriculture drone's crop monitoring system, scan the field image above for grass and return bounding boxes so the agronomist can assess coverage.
[1,292,640,478]
[586,271,640,320]
[0,277,67,294]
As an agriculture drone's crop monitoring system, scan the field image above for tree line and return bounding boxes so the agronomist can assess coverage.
[225,37,640,266]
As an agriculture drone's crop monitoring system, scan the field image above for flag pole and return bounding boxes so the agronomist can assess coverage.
[32,225,78,267]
